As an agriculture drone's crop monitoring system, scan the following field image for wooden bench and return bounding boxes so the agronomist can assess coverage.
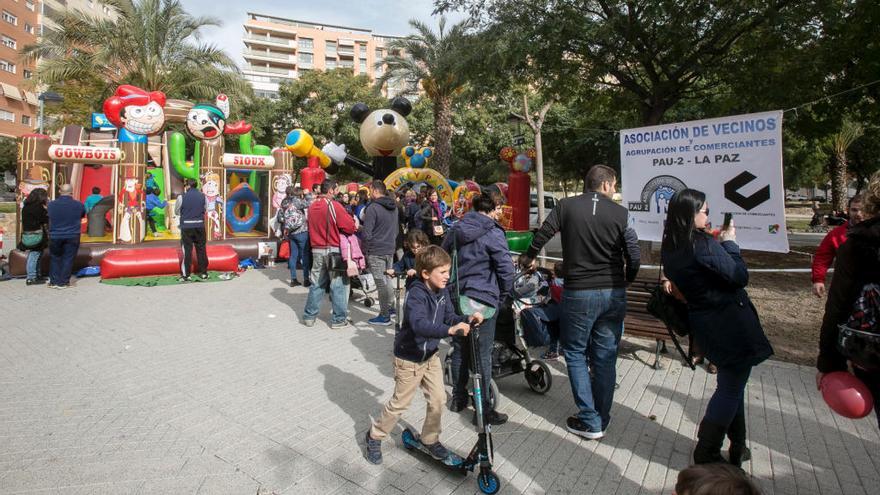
[624,275,672,369]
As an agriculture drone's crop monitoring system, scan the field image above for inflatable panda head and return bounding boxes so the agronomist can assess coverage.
[350,97,411,158]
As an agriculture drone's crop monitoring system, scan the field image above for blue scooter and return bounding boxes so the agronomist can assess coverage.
[401,323,500,494]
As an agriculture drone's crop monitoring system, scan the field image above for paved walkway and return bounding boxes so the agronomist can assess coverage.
[1,268,877,494]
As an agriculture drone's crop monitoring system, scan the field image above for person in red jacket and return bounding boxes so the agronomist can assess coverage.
[812,195,864,297]
[302,179,357,329]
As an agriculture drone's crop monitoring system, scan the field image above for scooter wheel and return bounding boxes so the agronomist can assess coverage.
[477,471,500,494]
[401,429,416,450]
[364,297,374,308]
[525,361,552,394]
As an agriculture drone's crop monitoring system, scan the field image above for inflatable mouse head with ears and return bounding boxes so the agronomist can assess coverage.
[349,97,412,158]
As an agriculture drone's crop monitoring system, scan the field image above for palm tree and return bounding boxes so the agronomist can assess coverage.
[827,119,863,212]
[23,0,250,101]
[377,18,471,177]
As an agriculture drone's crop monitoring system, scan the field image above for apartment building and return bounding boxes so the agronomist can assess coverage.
[242,13,409,99]
[0,0,116,138]
[1,0,39,138]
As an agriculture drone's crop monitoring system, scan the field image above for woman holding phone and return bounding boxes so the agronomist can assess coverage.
[660,189,773,468]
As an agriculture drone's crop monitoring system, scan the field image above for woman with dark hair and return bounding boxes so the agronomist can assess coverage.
[419,190,447,245]
[19,188,50,285]
[660,189,772,467]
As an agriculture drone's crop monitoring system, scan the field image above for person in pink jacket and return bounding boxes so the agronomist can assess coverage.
[812,195,864,297]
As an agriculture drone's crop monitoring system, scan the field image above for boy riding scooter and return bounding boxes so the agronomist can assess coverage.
[364,246,483,464]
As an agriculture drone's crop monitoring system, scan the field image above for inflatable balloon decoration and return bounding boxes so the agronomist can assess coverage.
[103,85,166,144]
[322,97,412,180]
[820,371,875,419]
[500,146,535,232]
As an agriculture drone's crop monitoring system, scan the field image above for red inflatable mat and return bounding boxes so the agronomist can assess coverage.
[101,244,239,279]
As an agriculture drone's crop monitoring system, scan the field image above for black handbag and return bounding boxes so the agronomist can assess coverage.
[647,285,691,337]
[324,200,347,273]
[646,267,696,370]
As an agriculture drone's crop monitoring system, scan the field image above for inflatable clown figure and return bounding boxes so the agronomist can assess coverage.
[103,85,167,143]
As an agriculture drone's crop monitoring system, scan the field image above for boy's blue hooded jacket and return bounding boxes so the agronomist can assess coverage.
[442,211,515,309]
[395,279,468,362]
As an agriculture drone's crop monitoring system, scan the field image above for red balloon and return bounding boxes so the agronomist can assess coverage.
[821,371,874,419]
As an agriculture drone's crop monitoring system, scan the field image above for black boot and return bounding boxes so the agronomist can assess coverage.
[693,420,727,464]
[727,412,751,468]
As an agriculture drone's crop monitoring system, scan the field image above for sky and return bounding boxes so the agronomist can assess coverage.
[182,0,469,67]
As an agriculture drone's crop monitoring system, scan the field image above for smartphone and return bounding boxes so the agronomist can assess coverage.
[722,212,733,229]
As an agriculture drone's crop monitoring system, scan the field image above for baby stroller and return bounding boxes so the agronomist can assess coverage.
[340,233,379,308]
[349,269,378,307]
[444,270,553,409]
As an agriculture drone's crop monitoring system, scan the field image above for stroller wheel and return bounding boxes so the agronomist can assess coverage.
[364,297,374,308]
[525,360,553,394]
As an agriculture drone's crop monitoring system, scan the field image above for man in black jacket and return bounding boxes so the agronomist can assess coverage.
[361,180,400,326]
[177,179,208,281]
[519,165,640,440]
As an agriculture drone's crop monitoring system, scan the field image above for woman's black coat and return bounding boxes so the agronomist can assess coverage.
[661,231,773,368]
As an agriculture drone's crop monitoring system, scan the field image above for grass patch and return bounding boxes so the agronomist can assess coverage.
[0,202,16,214]
[786,218,811,231]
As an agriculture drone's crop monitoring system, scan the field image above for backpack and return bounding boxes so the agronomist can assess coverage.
[837,282,880,371]
[279,202,305,232]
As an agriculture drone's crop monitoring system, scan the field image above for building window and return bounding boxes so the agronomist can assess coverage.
[375,66,383,77]
[2,11,17,26]
[25,1,36,12]
[21,114,31,125]
[359,60,367,74]
[340,59,354,69]
[325,58,337,70]
[24,23,33,34]
[298,52,313,64]
[1,36,15,49]
[0,59,15,73]
[359,45,367,56]
[298,38,313,50]
[325,40,336,54]
[375,49,383,60]
[23,69,32,79]
[0,110,14,122]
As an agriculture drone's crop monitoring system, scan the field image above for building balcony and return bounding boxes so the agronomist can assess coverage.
[245,21,296,37]
[244,49,296,64]
[338,48,354,57]
[243,34,296,50]
[244,65,295,77]
[338,38,355,47]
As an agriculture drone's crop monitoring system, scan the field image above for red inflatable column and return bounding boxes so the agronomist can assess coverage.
[300,156,325,192]
[508,170,530,231]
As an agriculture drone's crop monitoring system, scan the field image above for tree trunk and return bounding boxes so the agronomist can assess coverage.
[831,151,848,212]
[432,97,453,177]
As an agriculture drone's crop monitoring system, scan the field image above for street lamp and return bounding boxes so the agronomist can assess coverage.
[37,91,64,134]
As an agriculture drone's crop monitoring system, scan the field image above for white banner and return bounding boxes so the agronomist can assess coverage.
[620,110,788,253]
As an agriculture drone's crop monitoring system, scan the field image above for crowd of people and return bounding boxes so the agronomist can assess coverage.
[15,164,880,494]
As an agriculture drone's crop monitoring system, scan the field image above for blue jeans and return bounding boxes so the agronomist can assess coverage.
[302,249,349,325]
[521,303,560,348]
[703,364,752,427]
[49,237,80,286]
[288,231,311,283]
[26,250,42,280]
[451,311,498,410]
[561,288,626,431]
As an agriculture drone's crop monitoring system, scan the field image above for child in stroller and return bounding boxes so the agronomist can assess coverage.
[519,262,563,360]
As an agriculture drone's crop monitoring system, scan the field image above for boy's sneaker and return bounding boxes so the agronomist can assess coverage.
[198,273,209,280]
[178,276,191,283]
[303,279,311,287]
[368,315,392,326]
[388,308,396,317]
[364,431,382,465]
[302,319,316,328]
[566,416,604,440]
[424,441,450,461]
[47,283,58,289]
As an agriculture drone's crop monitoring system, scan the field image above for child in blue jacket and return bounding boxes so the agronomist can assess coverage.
[365,245,483,464]
[386,229,430,289]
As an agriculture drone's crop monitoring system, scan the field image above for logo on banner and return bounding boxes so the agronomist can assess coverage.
[724,171,770,211]
[768,224,780,234]
[628,175,688,214]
